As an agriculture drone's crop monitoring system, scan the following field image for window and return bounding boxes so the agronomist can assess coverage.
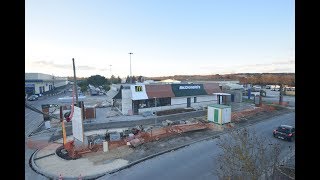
[194,97,197,103]
[159,97,171,106]
[137,98,171,109]
[277,127,290,134]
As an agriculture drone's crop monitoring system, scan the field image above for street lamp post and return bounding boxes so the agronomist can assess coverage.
[129,52,133,83]
[154,97,157,126]
[52,74,55,90]
[109,64,112,77]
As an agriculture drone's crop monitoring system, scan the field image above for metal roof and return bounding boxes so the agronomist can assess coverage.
[203,83,222,94]
[145,84,175,98]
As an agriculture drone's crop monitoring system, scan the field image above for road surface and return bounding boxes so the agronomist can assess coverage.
[98,112,295,180]
[25,86,71,180]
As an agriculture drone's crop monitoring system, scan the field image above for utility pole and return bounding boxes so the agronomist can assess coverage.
[279,84,283,104]
[109,64,112,77]
[129,52,133,83]
[52,74,55,90]
[72,58,79,106]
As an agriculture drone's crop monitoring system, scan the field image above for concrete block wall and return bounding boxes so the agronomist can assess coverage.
[121,89,132,115]
[171,97,187,105]
[138,104,187,114]
[225,90,243,103]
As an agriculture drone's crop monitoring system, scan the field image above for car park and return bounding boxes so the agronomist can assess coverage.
[273,125,295,141]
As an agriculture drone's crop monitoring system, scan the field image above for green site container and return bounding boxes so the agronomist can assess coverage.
[207,104,231,125]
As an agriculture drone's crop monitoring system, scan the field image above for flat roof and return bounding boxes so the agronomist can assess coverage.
[280,125,293,129]
[213,93,231,95]
[208,104,231,109]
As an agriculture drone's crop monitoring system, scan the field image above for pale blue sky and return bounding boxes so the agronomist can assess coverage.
[25,0,295,78]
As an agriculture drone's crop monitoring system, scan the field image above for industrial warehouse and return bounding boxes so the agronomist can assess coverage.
[25,73,68,95]
[106,83,243,115]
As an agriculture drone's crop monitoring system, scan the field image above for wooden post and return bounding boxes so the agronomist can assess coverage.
[60,106,67,145]
[72,58,79,105]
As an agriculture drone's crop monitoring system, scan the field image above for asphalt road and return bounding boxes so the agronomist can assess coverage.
[25,86,72,180]
[25,87,73,137]
[98,112,295,180]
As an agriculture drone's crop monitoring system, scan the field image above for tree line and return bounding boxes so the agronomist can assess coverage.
[73,75,145,93]
[148,73,295,86]
[75,75,121,93]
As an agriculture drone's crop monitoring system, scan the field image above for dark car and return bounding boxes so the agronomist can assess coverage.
[27,95,38,101]
[273,125,295,141]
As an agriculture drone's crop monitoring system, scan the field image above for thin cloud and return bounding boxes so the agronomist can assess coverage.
[31,61,105,71]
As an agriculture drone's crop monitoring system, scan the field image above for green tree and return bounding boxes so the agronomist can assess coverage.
[87,75,108,87]
[102,84,110,91]
[137,76,144,82]
[110,75,116,84]
[132,76,137,83]
[78,80,88,93]
[125,76,130,83]
[116,76,122,84]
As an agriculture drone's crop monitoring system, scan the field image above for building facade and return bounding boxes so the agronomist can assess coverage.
[107,83,224,115]
[25,73,68,95]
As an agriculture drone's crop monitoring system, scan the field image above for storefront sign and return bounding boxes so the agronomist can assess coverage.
[135,85,143,92]
[179,85,201,90]
[171,84,207,97]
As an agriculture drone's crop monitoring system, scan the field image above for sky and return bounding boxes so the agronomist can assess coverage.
[25,0,295,78]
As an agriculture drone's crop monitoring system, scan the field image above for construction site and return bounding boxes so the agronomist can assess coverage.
[27,87,293,179]
[55,101,280,160]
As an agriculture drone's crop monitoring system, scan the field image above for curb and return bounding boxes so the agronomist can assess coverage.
[31,148,106,180]
[30,132,225,180]
[30,111,294,179]
[30,149,59,179]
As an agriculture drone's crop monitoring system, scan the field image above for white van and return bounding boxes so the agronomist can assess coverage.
[252,85,261,91]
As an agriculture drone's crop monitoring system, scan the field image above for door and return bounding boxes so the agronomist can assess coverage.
[187,98,191,107]
[133,101,139,115]
[231,94,235,102]
[214,109,219,123]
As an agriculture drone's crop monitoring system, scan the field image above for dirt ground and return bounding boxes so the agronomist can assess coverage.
[53,94,293,168]
[77,106,292,166]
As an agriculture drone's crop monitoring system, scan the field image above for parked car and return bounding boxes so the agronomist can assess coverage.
[273,125,295,141]
[27,95,38,101]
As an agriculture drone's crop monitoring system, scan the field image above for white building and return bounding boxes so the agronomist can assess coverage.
[107,83,224,115]
[25,73,68,95]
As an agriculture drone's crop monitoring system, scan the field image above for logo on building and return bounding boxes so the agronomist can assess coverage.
[179,85,201,90]
[135,86,143,92]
